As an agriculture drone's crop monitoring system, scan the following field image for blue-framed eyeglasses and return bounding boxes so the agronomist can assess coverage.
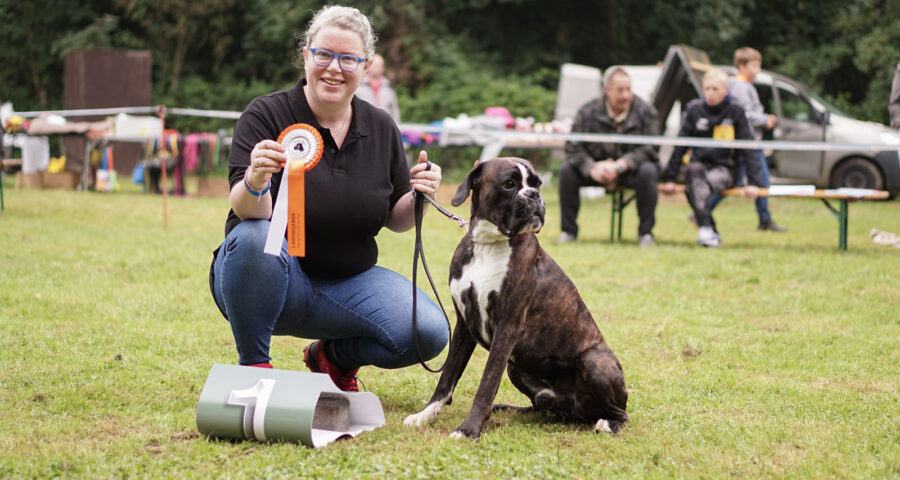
[309,48,368,72]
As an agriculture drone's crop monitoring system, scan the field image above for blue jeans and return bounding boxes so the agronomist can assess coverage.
[708,150,772,223]
[211,220,448,370]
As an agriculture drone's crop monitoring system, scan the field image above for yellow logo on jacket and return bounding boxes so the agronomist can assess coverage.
[713,125,735,141]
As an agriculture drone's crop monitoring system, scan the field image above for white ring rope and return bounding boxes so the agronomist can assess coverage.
[10,106,898,153]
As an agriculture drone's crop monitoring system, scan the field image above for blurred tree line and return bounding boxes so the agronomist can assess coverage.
[1,0,898,133]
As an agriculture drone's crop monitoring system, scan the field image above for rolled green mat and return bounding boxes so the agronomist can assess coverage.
[196,363,385,447]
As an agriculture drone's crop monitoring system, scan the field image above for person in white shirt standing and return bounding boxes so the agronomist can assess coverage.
[707,47,786,232]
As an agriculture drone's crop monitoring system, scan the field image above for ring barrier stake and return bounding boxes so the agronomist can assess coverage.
[196,364,385,448]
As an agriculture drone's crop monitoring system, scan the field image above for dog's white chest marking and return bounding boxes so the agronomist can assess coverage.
[450,221,511,346]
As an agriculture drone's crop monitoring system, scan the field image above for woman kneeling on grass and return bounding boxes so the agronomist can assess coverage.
[209,5,447,391]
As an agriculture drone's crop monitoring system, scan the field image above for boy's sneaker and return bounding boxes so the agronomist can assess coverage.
[638,233,655,247]
[696,226,722,247]
[303,340,359,392]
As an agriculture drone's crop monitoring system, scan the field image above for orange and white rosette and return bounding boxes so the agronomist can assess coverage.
[264,124,324,257]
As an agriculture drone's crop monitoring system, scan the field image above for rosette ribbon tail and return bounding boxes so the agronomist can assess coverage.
[263,124,323,257]
[264,168,291,256]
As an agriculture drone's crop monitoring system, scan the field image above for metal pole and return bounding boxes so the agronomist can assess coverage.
[839,199,848,250]
[609,191,618,242]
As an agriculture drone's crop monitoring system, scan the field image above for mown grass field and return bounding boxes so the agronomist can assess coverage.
[1,177,898,479]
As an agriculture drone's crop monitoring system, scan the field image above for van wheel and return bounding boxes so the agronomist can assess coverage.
[831,158,884,190]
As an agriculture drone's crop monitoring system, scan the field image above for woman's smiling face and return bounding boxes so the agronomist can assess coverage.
[303,26,369,110]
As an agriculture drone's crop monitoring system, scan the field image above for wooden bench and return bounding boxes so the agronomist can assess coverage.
[608,185,890,250]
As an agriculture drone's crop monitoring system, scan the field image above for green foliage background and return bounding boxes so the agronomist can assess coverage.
[1,0,898,130]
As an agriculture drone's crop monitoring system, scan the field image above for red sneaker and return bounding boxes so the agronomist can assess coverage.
[303,341,359,392]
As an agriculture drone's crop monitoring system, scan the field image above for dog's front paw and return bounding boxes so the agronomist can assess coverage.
[449,428,479,440]
[449,420,482,439]
[403,402,443,427]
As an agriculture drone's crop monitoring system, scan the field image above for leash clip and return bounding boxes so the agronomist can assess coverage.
[418,190,468,231]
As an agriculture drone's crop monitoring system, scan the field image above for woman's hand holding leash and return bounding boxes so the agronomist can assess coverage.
[410,151,441,197]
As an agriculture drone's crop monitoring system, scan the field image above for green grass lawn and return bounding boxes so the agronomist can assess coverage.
[1,178,898,479]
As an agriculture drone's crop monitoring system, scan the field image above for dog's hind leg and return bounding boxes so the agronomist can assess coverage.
[491,404,533,413]
[574,346,629,434]
[492,364,538,413]
[404,317,477,427]
[493,363,574,416]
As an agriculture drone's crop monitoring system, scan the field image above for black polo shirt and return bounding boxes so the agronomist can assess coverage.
[224,78,411,278]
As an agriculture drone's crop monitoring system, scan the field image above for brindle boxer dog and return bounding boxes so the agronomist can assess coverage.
[404,157,628,439]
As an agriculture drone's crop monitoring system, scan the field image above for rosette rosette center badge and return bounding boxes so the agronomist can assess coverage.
[281,126,323,171]
[263,124,324,258]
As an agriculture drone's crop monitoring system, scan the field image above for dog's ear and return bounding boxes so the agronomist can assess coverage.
[451,161,485,206]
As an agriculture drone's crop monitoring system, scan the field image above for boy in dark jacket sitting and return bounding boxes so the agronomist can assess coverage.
[661,68,762,247]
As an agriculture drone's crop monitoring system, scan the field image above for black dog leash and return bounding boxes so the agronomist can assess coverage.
[411,162,466,373]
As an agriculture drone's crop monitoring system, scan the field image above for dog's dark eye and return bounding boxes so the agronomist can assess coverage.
[503,179,517,189]
[528,176,541,188]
